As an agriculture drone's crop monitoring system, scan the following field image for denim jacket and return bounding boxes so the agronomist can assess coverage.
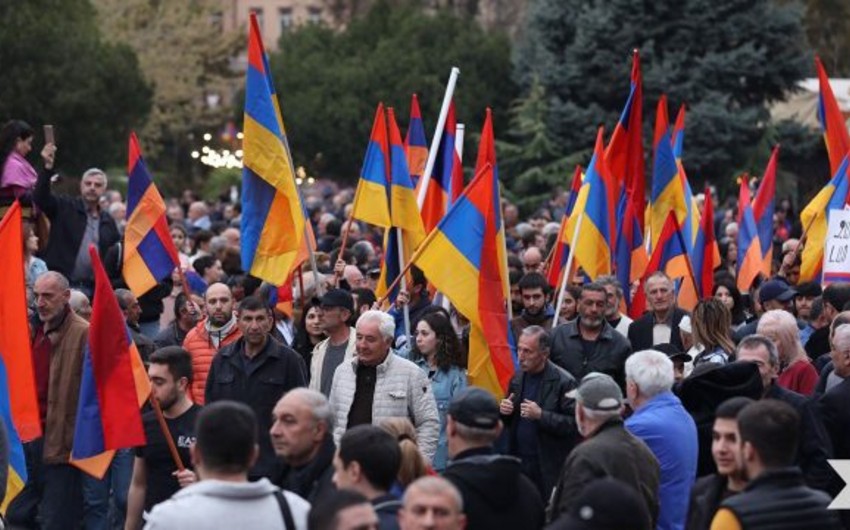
[415,359,467,471]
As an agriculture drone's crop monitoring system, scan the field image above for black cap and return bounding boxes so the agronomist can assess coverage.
[653,343,692,363]
[759,279,796,304]
[448,387,500,429]
[320,289,354,312]
[548,477,651,530]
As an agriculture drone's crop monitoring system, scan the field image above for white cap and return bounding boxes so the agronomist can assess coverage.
[679,315,692,334]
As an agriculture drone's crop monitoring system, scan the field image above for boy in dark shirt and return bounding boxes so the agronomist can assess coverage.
[126,347,200,529]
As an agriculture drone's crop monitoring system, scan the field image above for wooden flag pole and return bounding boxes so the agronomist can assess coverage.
[148,392,185,472]
[553,213,584,329]
[396,230,413,345]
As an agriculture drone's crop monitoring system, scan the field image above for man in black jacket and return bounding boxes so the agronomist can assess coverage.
[499,325,577,497]
[205,296,308,480]
[550,282,632,389]
[711,400,841,529]
[270,388,336,503]
[736,335,834,493]
[628,271,688,352]
[686,396,752,530]
[33,167,120,296]
[443,387,544,530]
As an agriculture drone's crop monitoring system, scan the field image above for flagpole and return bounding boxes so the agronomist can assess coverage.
[396,229,413,345]
[417,67,460,209]
[553,213,584,329]
[148,393,185,472]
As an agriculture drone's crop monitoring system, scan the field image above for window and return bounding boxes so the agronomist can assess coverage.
[279,7,293,33]
[308,6,322,25]
[250,7,264,31]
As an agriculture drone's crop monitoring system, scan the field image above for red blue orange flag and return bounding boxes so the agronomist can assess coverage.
[614,190,648,308]
[72,246,151,478]
[605,49,645,228]
[123,133,181,297]
[753,146,778,276]
[352,103,392,228]
[241,13,307,284]
[692,187,721,299]
[547,165,583,288]
[816,56,850,177]
[412,163,514,397]
[405,94,428,188]
[0,202,38,511]
[670,104,700,251]
[650,96,689,250]
[419,100,458,233]
[801,154,850,283]
[736,176,764,291]
[567,127,616,279]
[630,211,693,318]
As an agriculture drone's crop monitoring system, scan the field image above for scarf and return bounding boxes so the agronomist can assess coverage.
[205,315,238,349]
[1,152,37,191]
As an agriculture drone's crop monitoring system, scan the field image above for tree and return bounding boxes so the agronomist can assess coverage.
[497,79,584,214]
[267,1,517,181]
[91,0,243,190]
[0,0,151,175]
[515,0,811,194]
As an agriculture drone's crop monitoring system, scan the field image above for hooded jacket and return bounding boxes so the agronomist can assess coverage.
[143,478,310,530]
[442,447,544,530]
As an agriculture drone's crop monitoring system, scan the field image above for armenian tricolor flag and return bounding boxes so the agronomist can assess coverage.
[801,155,850,283]
[351,103,392,228]
[736,175,764,292]
[419,100,458,233]
[405,94,428,188]
[753,146,778,276]
[816,56,850,177]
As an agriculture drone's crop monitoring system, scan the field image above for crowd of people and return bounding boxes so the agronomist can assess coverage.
[1,117,849,530]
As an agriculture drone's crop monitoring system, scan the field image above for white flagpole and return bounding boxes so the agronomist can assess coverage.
[417,67,461,209]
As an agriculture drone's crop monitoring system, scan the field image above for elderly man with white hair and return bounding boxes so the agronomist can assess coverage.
[624,350,698,530]
[328,310,439,460]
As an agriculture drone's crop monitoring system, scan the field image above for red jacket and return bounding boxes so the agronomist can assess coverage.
[182,319,241,404]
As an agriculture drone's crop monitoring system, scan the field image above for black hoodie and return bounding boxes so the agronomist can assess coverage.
[443,447,544,530]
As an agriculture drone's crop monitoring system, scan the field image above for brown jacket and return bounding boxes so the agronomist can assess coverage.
[41,310,88,464]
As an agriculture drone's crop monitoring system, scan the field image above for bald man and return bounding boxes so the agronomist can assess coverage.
[521,247,544,275]
[9,272,89,528]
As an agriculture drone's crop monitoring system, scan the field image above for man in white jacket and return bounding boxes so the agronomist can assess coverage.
[329,310,440,461]
[144,401,310,530]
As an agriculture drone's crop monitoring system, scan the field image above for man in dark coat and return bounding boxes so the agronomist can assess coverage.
[628,271,688,352]
[443,387,544,530]
[33,167,120,296]
[499,325,577,497]
[550,282,632,389]
[205,295,308,480]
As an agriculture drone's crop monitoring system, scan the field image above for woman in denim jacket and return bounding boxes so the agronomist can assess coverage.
[411,309,467,471]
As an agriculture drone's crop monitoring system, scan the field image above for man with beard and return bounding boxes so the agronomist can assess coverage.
[510,273,559,339]
[550,282,632,389]
[597,275,633,338]
[125,347,200,529]
[182,283,242,404]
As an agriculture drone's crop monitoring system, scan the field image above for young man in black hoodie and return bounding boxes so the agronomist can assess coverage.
[442,387,544,530]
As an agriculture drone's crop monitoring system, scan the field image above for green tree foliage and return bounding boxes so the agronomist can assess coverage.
[268,1,516,181]
[0,0,151,175]
[91,0,242,189]
[792,0,850,76]
[515,0,811,193]
[497,79,584,214]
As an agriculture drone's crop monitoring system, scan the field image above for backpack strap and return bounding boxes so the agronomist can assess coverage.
[274,490,296,530]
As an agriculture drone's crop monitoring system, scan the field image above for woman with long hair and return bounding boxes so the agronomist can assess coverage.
[410,309,466,472]
[758,309,818,396]
[691,299,735,366]
[712,276,748,328]
[559,285,581,321]
[292,298,325,374]
[23,223,47,288]
[378,417,429,494]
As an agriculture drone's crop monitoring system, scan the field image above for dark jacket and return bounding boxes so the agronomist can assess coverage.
[548,417,660,528]
[819,377,850,514]
[510,306,559,341]
[371,494,402,530]
[550,318,632,389]
[443,447,544,530]
[273,433,336,504]
[502,360,577,496]
[686,474,735,530]
[719,468,841,530]
[205,336,308,480]
[764,384,834,493]
[153,321,190,350]
[629,307,688,352]
[32,168,120,280]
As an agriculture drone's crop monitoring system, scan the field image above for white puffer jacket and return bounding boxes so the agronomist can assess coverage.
[329,351,440,461]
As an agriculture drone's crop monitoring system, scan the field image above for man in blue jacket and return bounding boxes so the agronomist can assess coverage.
[625,349,698,530]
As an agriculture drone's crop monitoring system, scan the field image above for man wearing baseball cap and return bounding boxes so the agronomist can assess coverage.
[442,387,544,530]
[310,289,356,396]
[548,373,660,528]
